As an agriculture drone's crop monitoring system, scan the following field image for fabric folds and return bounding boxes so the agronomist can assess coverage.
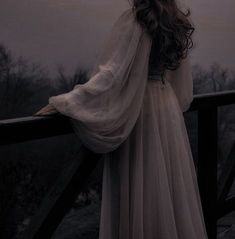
[48,7,194,154]
[49,8,152,154]
[47,7,209,239]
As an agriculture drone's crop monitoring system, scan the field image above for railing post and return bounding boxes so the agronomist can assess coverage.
[198,107,218,239]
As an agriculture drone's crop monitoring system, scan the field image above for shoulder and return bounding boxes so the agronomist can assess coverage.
[113,7,137,28]
[109,7,146,37]
[118,7,134,19]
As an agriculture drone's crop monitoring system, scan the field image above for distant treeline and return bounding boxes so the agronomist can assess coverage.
[1,43,235,119]
[0,44,88,120]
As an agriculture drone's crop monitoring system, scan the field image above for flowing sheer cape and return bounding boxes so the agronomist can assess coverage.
[48,8,193,154]
[49,8,152,153]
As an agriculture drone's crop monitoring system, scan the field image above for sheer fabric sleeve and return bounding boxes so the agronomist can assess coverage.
[165,55,194,112]
[48,8,152,154]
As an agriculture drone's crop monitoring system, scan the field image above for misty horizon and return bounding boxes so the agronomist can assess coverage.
[0,0,234,76]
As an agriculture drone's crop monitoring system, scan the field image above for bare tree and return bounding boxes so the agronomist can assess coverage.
[192,63,235,163]
[54,64,88,94]
[0,44,51,119]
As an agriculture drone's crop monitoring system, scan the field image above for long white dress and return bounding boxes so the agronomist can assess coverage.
[48,8,209,239]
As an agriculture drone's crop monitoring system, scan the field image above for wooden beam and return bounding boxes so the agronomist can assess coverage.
[198,107,218,239]
[20,146,101,239]
[218,143,235,206]
[189,90,235,111]
[1,90,235,145]
[0,115,73,145]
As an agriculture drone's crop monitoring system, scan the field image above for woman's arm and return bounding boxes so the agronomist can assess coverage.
[34,103,59,116]
[33,8,152,154]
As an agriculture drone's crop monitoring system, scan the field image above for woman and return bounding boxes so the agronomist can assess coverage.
[34,1,208,238]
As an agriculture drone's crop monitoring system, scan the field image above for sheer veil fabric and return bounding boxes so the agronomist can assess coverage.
[49,9,152,154]
[48,8,209,239]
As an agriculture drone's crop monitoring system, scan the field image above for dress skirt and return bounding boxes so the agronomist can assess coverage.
[99,79,208,239]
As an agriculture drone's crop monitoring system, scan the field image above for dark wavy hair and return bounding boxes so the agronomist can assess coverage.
[131,0,195,75]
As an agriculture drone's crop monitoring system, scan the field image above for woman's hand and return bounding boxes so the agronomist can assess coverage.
[33,104,59,116]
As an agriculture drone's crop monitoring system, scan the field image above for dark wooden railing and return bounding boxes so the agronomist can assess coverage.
[1,90,235,239]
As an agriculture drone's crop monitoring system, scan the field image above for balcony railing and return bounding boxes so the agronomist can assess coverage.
[1,90,235,239]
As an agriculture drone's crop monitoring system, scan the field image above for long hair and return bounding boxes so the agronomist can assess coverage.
[131,0,195,75]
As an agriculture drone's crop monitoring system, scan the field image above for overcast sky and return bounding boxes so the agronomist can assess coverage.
[0,0,234,76]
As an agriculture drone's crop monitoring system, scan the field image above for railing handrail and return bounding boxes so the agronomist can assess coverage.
[189,90,235,110]
[0,114,73,146]
[0,90,235,146]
